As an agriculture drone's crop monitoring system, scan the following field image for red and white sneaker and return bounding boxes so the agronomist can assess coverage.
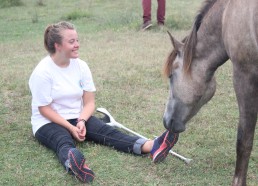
[150,131,179,163]
[66,148,95,183]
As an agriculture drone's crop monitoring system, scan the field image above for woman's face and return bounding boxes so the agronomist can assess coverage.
[58,29,79,59]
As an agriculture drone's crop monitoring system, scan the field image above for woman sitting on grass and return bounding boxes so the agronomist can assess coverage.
[29,21,178,183]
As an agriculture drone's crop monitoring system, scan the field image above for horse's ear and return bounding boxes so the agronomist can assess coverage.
[167,31,183,52]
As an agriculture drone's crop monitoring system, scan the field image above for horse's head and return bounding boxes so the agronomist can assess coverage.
[163,32,216,133]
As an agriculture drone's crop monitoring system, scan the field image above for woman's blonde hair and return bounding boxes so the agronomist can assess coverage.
[44,21,75,54]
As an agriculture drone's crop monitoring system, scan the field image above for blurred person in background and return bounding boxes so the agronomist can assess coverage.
[141,0,166,31]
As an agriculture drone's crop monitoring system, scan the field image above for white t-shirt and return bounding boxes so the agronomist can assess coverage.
[29,56,96,135]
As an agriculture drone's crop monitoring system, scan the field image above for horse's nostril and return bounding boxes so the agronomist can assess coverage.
[170,119,174,125]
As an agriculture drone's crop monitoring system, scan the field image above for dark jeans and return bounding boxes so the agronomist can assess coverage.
[35,116,147,167]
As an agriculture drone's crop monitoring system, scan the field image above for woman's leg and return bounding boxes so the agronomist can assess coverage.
[35,123,76,166]
[35,122,95,183]
[85,116,179,163]
[85,116,148,155]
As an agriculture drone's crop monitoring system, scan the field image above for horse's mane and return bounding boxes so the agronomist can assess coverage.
[164,0,217,77]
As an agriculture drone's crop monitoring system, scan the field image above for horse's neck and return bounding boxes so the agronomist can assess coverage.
[194,0,229,82]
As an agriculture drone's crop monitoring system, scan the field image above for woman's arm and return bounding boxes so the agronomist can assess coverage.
[75,91,95,139]
[38,105,85,141]
[79,91,95,121]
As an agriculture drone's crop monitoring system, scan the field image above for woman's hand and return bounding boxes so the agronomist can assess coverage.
[76,121,86,140]
[38,105,87,142]
[70,122,86,142]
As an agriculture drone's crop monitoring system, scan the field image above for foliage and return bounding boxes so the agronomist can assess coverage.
[63,10,91,21]
[0,0,23,8]
[36,0,44,6]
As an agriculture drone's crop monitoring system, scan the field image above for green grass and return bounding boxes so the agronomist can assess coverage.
[0,0,257,185]
[0,0,23,8]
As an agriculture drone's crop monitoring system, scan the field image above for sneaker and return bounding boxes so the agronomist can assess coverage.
[150,131,178,163]
[157,22,165,31]
[66,148,95,183]
[141,21,152,31]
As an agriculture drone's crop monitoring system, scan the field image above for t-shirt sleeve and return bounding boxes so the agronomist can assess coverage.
[29,72,53,107]
[79,60,96,92]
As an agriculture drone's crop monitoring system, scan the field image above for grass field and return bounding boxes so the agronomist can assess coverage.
[0,0,257,185]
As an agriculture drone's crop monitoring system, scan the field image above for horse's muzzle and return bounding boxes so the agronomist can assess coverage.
[163,117,186,133]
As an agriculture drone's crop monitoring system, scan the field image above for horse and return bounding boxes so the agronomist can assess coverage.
[163,0,257,185]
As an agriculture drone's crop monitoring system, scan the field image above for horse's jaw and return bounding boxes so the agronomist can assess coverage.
[163,105,199,133]
[163,81,216,133]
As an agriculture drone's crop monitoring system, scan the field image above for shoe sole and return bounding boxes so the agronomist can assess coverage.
[68,148,95,183]
[141,24,152,31]
[152,133,178,163]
